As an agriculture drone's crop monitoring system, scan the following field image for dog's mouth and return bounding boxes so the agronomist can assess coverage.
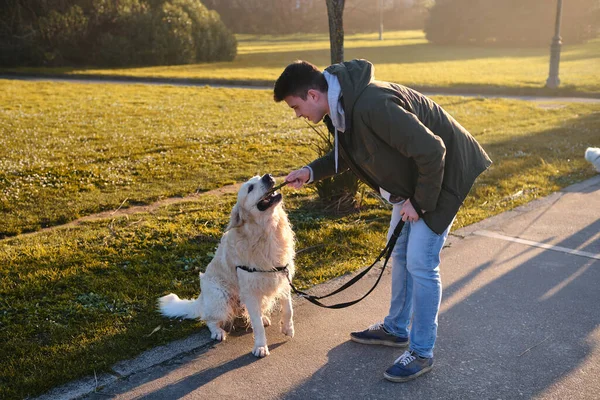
[256,175,287,211]
[257,191,282,211]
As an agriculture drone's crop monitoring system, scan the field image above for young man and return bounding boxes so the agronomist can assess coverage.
[274,59,491,382]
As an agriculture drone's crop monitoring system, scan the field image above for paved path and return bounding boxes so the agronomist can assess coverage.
[3,74,600,103]
[38,174,600,400]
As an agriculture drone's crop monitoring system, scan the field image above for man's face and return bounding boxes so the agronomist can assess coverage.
[284,90,327,124]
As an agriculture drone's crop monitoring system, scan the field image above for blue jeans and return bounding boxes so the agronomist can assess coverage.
[383,203,452,359]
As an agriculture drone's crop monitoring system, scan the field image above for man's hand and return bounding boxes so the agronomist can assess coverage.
[400,199,420,222]
[285,168,310,189]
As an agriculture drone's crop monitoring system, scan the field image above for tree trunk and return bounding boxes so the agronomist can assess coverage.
[326,0,345,64]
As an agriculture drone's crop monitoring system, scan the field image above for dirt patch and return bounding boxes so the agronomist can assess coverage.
[3,181,248,241]
[82,184,242,221]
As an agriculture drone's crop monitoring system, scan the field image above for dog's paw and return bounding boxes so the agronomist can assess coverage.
[210,328,226,341]
[252,344,270,358]
[261,316,271,327]
[281,321,295,338]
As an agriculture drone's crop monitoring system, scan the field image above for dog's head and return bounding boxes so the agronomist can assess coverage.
[226,174,284,230]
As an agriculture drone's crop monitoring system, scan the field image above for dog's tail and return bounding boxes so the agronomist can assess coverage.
[158,293,202,319]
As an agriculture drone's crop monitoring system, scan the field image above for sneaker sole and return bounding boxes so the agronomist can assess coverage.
[383,364,433,383]
[350,336,409,348]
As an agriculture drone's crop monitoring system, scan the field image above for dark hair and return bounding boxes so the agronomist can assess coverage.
[273,60,328,102]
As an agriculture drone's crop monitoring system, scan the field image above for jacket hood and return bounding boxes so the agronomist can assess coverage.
[325,59,374,128]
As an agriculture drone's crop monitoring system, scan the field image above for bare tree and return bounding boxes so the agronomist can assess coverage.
[326,0,345,64]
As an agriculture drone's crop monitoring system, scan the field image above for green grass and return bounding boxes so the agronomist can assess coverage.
[0,80,316,237]
[5,30,600,95]
[1,79,599,398]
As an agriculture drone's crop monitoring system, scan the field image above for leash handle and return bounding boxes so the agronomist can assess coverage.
[288,219,405,309]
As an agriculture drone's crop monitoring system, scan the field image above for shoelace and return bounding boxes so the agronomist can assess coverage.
[395,351,416,366]
[368,321,384,331]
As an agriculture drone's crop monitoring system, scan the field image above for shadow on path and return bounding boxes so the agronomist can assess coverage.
[137,342,286,400]
[283,219,599,399]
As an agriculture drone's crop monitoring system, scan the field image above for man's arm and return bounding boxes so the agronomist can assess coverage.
[306,149,349,183]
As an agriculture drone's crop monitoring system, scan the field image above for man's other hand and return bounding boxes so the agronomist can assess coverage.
[400,199,420,222]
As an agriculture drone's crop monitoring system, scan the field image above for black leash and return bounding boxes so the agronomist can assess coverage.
[238,188,406,309]
[288,219,405,309]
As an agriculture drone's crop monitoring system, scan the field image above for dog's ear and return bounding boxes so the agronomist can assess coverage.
[225,203,244,231]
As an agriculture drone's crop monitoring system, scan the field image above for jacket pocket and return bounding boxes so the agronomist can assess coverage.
[423,188,463,235]
[441,183,462,201]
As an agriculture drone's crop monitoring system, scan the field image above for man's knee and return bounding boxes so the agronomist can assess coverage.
[405,254,441,281]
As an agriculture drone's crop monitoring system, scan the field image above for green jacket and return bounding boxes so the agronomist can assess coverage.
[308,59,492,234]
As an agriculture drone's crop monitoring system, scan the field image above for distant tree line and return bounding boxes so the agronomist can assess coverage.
[202,0,431,35]
[3,0,599,68]
[204,0,598,46]
[426,0,600,46]
[0,0,237,67]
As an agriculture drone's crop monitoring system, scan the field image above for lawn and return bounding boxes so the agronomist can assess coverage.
[6,30,600,95]
[0,80,315,237]
[1,79,599,399]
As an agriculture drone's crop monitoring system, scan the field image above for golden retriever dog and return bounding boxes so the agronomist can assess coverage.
[158,174,295,357]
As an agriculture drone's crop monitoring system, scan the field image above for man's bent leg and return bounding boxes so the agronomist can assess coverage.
[383,219,451,383]
[405,218,451,358]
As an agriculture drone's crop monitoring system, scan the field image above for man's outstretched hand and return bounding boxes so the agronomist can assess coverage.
[285,168,310,189]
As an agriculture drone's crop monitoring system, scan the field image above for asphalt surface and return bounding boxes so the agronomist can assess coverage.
[36,173,600,400]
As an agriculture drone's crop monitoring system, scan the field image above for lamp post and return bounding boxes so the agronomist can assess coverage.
[545,0,563,89]
[379,0,384,40]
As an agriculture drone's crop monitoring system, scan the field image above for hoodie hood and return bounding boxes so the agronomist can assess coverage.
[324,59,374,130]
[323,71,345,133]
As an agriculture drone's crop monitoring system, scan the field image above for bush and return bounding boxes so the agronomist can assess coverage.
[425,0,600,47]
[154,2,197,65]
[170,0,236,62]
[0,0,237,67]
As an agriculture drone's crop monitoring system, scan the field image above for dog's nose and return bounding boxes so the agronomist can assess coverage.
[261,174,275,185]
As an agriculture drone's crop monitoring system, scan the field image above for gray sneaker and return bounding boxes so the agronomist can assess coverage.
[350,322,409,347]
